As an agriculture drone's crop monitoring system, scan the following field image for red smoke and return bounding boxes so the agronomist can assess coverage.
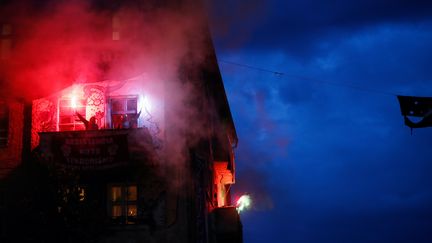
[0,0,207,101]
[1,0,230,191]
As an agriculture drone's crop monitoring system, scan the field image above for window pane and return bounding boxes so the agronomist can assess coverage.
[127,186,137,201]
[75,124,85,130]
[59,106,72,116]
[111,114,123,129]
[127,204,137,217]
[112,205,122,217]
[59,116,73,124]
[111,186,122,202]
[2,24,12,35]
[75,107,86,115]
[58,99,86,131]
[59,99,86,108]
[126,99,137,112]
[112,99,124,113]
[108,184,138,224]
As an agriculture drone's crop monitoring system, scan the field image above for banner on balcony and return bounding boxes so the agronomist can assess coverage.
[50,132,129,170]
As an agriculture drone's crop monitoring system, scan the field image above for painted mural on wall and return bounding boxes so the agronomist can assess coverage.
[83,85,105,128]
[31,98,56,149]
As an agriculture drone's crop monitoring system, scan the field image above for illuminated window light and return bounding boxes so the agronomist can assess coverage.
[70,95,77,109]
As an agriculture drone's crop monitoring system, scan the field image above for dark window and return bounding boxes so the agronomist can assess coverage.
[0,103,9,147]
[112,99,124,113]
[110,96,138,129]
[108,184,137,224]
[58,98,86,131]
[127,99,137,112]
[1,24,12,60]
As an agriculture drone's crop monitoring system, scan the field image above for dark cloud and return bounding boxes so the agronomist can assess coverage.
[209,0,432,58]
[213,2,432,240]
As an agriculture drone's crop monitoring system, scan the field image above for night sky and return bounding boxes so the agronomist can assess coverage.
[208,1,432,242]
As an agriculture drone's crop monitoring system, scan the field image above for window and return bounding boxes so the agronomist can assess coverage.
[58,98,86,131]
[112,15,120,41]
[108,184,137,224]
[110,96,138,129]
[0,103,8,147]
[1,24,12,60]
[78,186,86,202]
[1,24,11,36]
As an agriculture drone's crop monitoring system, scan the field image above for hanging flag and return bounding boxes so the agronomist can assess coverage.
[397,95,432,131]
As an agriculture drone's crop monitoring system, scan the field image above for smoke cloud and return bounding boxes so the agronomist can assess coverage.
[1,0,223,189]
[0,0,206,99]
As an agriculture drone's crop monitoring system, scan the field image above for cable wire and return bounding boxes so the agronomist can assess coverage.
[219,59,404,97]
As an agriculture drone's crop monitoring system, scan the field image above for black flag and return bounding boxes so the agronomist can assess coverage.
[397,95,432,131]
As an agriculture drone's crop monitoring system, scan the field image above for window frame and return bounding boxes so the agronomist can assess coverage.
[107,183,138,225]
[1,23,12,60]
[58,98,86,131]
[109,95,138,129]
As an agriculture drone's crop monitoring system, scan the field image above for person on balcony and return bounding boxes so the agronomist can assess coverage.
[75,111,98,130]
[120,110,141,129]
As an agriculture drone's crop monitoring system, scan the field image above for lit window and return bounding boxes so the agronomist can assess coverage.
[127,185,137,201]
[110,96,138,129]
[108,184,138,224]
[111,186,122,202]
[112,205,122,217]
[78,187,86,202]
[58,98,86,131]
[0,102,9,147]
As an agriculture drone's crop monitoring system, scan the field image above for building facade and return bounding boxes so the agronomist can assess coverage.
[0,0,242,242]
